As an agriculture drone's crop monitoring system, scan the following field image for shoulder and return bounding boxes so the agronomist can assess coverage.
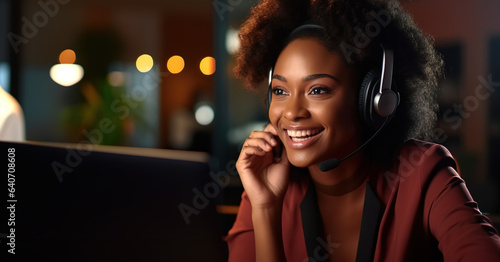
[395,139,457,173]
[373,139,460,198]
[372,140,500,260]
[396,139,458,180]
[400,139,455,163]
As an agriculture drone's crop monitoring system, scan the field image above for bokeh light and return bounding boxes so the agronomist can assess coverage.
[59,49,76,64]
[199,56,215,75]
[136,54,154,73]
[226,29,240,55]
[167,55,185,74]
[50,64,84,86]
[107,71,125,87]
[195,104,215,125]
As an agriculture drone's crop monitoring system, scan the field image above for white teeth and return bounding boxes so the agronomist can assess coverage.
[286,129,321,138]
[291,137,308,142]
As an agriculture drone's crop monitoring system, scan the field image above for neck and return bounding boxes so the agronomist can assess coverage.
[308,151,368,196]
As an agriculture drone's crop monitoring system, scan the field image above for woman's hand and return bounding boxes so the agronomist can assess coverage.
[236,124,290,209]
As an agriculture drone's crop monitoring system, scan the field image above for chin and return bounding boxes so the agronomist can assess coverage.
[287,154,317,168]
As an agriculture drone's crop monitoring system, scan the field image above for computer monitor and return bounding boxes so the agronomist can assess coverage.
[0,140,227,262]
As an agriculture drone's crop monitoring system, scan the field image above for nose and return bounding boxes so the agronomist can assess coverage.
[283,95,310,121]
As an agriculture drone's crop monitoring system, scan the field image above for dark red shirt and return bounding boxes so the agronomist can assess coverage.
[226,140,500,261]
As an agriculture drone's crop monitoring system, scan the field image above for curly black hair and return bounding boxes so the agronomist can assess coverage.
[234,0,444,164]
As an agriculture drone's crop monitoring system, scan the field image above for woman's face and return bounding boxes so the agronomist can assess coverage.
[269,37,361,168]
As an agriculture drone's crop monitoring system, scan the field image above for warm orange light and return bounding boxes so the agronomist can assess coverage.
[59,49,76,64]
[167,55,185,74]
[199,56,215,75]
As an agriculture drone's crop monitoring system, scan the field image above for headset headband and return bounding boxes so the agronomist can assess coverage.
[379,44,394,96]
[287,23,324,39]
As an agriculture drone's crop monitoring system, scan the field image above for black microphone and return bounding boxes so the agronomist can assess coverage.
[318,117,390,172]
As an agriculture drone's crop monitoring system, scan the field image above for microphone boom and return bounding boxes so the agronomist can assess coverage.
[318,116,391,172]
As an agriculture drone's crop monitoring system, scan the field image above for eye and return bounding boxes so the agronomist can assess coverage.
[309,86,333,95]
[272,88,288,96]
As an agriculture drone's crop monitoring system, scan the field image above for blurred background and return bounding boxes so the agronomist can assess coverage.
[0,0,499,231]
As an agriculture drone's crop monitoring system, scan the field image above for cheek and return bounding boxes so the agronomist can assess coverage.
[268,102,280,126]
[339,87,359,122]
[322,96,361,139]
[268,104,284,140]
[338,103,362,145]
[341,101,360,126]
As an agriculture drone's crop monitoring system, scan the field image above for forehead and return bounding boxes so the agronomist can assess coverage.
[274,37,354,79]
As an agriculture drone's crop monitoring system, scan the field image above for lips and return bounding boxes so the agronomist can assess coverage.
[286,128,323,142]
[283,127,324,149]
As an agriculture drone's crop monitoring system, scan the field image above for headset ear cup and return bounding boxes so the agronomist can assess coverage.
[359,69,376,129]
[358,69,389,130]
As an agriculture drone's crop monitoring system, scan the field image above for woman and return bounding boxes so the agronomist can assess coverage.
[226,0,500,261]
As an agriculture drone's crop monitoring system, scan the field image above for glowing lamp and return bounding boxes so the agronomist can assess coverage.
[50,49,84,87]
[50,64,84,87]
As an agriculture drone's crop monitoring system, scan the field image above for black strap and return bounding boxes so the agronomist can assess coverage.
[300,181,383,262]
[356,183,383,262]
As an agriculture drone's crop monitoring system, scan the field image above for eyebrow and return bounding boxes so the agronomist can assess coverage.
[272,74,339,83]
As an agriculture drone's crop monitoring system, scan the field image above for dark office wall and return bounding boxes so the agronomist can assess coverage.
[0,0,10,62]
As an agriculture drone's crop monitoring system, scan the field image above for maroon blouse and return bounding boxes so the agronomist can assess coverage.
[226,140,500,261]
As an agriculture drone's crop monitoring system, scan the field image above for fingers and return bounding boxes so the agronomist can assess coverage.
[247,130,277,148]
[261,125,283,163]
[264,123,278,136]
[272,139,282,163]
[239,130,278,160]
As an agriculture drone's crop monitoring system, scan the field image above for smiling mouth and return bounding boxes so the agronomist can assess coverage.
[286,128,324,142]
